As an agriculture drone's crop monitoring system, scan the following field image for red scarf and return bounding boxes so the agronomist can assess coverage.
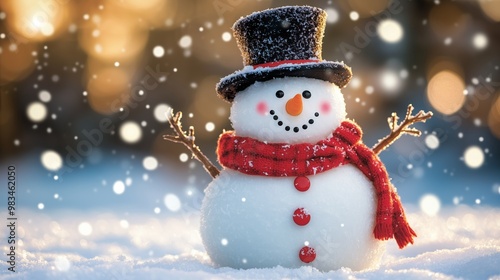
[217,120,416,249]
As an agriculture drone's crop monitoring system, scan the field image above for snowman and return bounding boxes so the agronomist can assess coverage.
[165,6,420,271]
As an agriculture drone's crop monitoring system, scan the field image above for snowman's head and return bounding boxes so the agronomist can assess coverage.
[230,77,346,144]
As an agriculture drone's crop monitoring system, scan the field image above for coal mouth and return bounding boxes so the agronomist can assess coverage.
[269,110,320,133]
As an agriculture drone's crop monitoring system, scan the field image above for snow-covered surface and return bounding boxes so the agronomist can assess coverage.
[1,205,499,279]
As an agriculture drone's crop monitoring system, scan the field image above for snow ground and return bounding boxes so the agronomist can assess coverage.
[1,205,499,280]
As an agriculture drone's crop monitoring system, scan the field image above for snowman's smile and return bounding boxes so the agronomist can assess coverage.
[269,110,320,133]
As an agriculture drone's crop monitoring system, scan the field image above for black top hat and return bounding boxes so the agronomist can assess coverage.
[216,6,352,102]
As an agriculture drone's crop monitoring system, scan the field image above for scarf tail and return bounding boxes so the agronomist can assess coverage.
[351,143,416,247]
[391,190,417,248]
[350,146,394,240]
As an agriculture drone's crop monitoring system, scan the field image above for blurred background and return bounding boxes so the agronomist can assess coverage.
[0,0,499,218]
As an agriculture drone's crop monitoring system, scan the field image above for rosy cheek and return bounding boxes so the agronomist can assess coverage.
[256,101,268,115]
[320,101,331,114]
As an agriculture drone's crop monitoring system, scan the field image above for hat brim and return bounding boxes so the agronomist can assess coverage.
[216,61,352,102]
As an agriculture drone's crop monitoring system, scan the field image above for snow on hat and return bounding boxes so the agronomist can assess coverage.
[216,5,352,102]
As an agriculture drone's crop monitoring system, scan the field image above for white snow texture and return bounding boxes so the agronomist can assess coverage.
[1,205,499,279]
[201,167,383,271]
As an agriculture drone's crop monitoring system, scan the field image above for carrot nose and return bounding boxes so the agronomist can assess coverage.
[286,94,303,116]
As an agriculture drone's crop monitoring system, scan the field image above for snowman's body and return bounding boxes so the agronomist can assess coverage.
[201,166,384,271]
[201,77,386,271]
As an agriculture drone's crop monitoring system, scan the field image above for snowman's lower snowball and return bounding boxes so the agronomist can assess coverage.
[201,166,385,271]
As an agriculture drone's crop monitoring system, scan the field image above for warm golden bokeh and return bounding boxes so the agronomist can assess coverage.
[87,67,131,115]
[1,0,72,42]
[188,76,229,137]
[426,58,464,81]
[427,70,466,115]
[0,40,38,85]
[79,13,149,63]
[478,0,500,22]
[488,95,500,139]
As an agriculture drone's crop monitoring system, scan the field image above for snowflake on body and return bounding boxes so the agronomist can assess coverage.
[164,6,432,271]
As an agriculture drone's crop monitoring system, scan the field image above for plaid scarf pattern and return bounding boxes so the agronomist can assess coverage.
[217,120,416,248]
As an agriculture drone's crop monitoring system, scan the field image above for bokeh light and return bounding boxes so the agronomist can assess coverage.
[164,193,181,212]
[222,32,231,42]
[425,134,440,150]
[380,70,401,93]
[78,222,93,236]
[427,70,466,115]
[325,8,339,24]
[119,121,142,144]
[26,102,48,123]
[40,150,63,171]
[349,11,359,21]
[87,67,131,115]
[79,12,149,63]
[377,19,403,43]
[152,46,165,58]
[419,194,441,216]
[0,41,37,85]
[179,153,189,163]
[463,146,485,169]
[2,0,72,41]
[120,219,129,228]
[179,35,193,49]
[478,0,500,22]
[38,90,51,103]
[110,0,163,13]
[205,122,215,132]
[472,33,488,50]
[113,180,125,195]
[143,156,158,171]
[153,104,172,122]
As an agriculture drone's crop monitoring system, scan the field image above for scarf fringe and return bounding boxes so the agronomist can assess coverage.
[394,217,417,248]
[373,223,393,241]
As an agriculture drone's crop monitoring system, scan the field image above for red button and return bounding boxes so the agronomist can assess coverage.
[299,246,316,263]
[294,176,310,192]
[293,208,311,226]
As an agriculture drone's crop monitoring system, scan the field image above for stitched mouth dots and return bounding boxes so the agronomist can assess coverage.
[270,110,320,133]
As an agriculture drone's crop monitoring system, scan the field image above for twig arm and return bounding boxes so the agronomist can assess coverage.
[372,104,433,155]
[163,110,220,178]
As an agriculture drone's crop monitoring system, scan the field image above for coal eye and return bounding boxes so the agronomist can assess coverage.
[276,90,284,98]
[302,90,311,99]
